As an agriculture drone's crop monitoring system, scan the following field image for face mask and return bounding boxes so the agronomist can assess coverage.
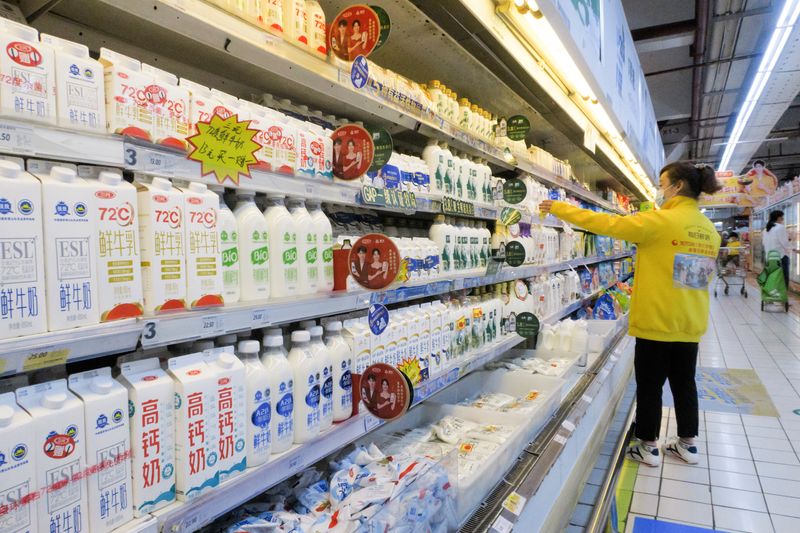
[655,183,677,208]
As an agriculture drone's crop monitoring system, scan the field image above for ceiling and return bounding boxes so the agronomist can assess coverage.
[622,0,800,179]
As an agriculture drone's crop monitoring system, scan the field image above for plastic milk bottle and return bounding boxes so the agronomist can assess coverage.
[178,181,223,309]
[237,340,271,466]
[308,326,333,431]
[260,333,294,453]
[325,321,353,422]
[234,190,270,301]
[264,194,298,297]
[203,348,247,482]
[117,358,176,516]
[212,185,240,304]
[288,330,320,443]
[287,198,318,294]
[0,392,38,533]
[15,380,89,533]
[0,19,56,124]
[68,368,133,532]
[307,200,333,292]
[0,159,47,339]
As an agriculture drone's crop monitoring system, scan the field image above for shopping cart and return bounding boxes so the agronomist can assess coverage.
[758,250,789,312]
[714,245,748,298]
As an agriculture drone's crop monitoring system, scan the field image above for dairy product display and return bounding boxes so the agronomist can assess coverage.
[287,198,318,294]
[0,392,38,533]
[179,181,223,308]
[260,333,295,453]
[307,325,333,431]
[0,19,56,124]
[233,190,270,302]
[213,186,240,304]
[287,329,320,443]
[264,194,298,297]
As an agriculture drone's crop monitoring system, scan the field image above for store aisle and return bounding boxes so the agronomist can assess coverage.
[622,286,800,533]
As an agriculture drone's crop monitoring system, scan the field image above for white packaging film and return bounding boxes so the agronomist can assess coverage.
[0,392,38,533]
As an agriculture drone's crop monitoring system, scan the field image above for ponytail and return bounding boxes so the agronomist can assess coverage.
[660,162,721,198]
[767,210,784,232]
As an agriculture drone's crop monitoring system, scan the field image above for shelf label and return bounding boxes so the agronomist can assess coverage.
[0,121,33,154]
[502,492,527,516]
[22,348,69,371]
[561,420,576,433]
[201,314,225,336]
[364,414,382,432]
[360,185,416,210]
[441,196,475,216]
[250,309,270,328]
[490,515,514,533]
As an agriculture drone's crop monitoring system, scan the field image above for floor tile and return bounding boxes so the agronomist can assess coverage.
[711,486,767,512]
[747,435,794,451]
[706,412,742,424]
[630,492,658,516]
[771,514,800,533]
[759,476,800,496]
[708,443,753,460]
[659,479,711,504]
[706,421,746,435]
[712,506,774,533]
[709,469,762,492]
[741,417,781,430]
[636,461,663,478]
[706,431,749,446]
[751,448,799,465]
[709,455,757,475]
[661,462,710,484]
[744,426,789,440]
[633,475,660,495]
[657,496,713,526]
[765,493,800,518]
[756,461,800,480]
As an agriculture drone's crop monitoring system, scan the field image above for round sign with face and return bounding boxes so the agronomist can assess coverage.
[360,363,413,420]
[329,5,381,62]
[349,233,400,290]
[331,124,375,181]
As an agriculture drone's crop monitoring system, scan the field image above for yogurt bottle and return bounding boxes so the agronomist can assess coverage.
[236,340,271,467]
[260,333,294,453]
[325,321,353,422]
[288,330,320,443]
[264,194,298,297]
[287,198,318,294]
[308,326,333,431]
[212,185,240,304]
[234,190,270,301]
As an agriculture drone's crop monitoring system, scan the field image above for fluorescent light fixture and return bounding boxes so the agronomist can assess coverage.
[718,0,800,171]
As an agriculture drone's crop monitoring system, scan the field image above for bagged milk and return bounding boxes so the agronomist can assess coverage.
[0,392,38,533]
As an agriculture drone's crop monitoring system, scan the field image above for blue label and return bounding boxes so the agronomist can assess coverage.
[55,201,69,216]
[65,425,78,438]
[74,202,87,217]
[112,409,124,423]
[382,164,401,189]
[96,414,108,429]
[351,55,369,89]
[340,370,352,391]
[305,385,320,408]
[322,377,333,399]
[0,198,11,214]
[369,303,389,335]
[251,402,271,427]
[162,463,174,479]
[12,444,27,461]
[276,393,293,416]
[400,169,414,188]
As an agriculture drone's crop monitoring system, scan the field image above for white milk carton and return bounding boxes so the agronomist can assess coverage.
[141,64,191,149]
[117,358,176,516]
[40,34,105,132]
[418,303,433,382]
[0,392,38,533]
[68,368,133,532]
[135,176,187,313]
[405,306,425,382]
[167,354,219,501]
[178,181,224,309]
[179,78,223,135]
[99,48,152,141]
[35,164,100,330]
[0,18,56,124]
[343,319,371,375]
[203,348,247,482]
[238,100,274,172]
[0,159,47,339]
[428,301,445,379]
[15,380,89,533]
[85,170,145,321]
[209,89,241,120]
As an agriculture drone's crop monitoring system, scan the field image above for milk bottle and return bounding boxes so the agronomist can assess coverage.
[90,170,144,321]
[0,160,47,339]
[288,330,320,443]
[237,340,271,466]
[0,392,37,533]
[429,215,452,274]
[283,0,309,47]
[141,64,191,149]
[306,0,327,57]
[68,368,133,532]
[37,165,100,330]
[234,190,270,302]
[117,358,175,516]
[15,380,89,533]
[213,185,240,304]
[203,348,247,481]
[430,300,449,371]
[260,334,294,453]
[307,200,334,292]
[287,198,318,294]
[40,34,105,131]
[418,302,435,379]
[178,181,223,308]
[308,326,333,431]
[324,321,353,422]
[343,319,371,375]
[167,354,219,501]
[0,19,56,124]
[99,48,152,140]
[264,194,299,297]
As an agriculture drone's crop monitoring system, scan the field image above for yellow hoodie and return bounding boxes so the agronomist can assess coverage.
[551,196,721,343]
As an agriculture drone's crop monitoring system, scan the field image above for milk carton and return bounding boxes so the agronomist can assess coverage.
[179,78,223,135]
[85,170,145,321]
[178,181,223,309]
[0,18,56,124]
[99,48,152,141]
[405,305,425,382]
[203,347,247,482]
[0,160,47,339]
[117,358,176,516]
[40,34,105,132]
[135,177,187,313]
[428,301,446,379]
[15,380,89,533]
[68,368,133,532]
[36,164,100,330]
[418,302,433,381]
[343,319,370,374]
[0,392,38,533]
[238,100,274,171]
[141,64,191,149]
[209,88,241,120]
[167,354,219,501]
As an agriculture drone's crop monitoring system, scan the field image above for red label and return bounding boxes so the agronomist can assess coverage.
[145,84,167,105]
[95,190,116,199]
[99,202,135,226]
[118,72,129,79]
[310,141,323,156]
[218,377,230,385]
[6,42,42,67]
[267,126,283,142]
[187,369,201,376]
[143,375,157,381]
[213,105,232,119]
[43,434,76,459]
[153,194,168,204]
[187,197,202,205]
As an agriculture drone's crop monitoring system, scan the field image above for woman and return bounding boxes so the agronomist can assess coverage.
[343,139,362,179]
[541,162,721,467]
[762,210,793,289]
[347,19,368,58]
[376,378,396,417]
[330,19,349,61]
[332,138,344,179]
[367,248,388,285]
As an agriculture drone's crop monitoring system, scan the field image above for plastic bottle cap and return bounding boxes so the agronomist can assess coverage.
[151,177,172,191]
[50,166,76,183]
[193,340,215,352]
[90,375,115,394]
[325,321,342,332]
[264,335,284,347]
[217,352,237,367]
[238,340,260,353]
[42,391,67,409]
[267,193,286,199]
[310,325,324,337]
[188,182,207,193]
[0,160,21,179]
[98,171,122,186]
[300,320,316,329]
[216,334,238,346]
[264,328,282,337]
[291,330,311,343]
[0,405,14,427]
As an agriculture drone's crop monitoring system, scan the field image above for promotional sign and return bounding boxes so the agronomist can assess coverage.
[368,127,393,171]
[515,312,540,339]
[699,165,778,207]
[502,178,527,204]
[351,55,369,89]
[361,185,416,210]
[505,241,526,267]
[368,303,389,335]
[329,5,381,62]
[349,233,400,290]
[186,113,261,185]
[442,196,476,216]
[499,207,522,226]
[332,124,375,180]
[360,363,413,420]
[506,115,531,141]
[371,5,392,50]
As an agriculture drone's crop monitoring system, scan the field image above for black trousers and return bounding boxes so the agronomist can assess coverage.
[781,255,790,288]
[634,338,699,441]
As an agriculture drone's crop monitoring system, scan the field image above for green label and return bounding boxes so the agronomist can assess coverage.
[251,246,269,265]
[502,178,527,204]
[361,185,416,210]
[368,127,394,172]
[486,258,503,277]
[500,207,522,226]
[507,115,531,141]
[222,247,239,267]
[306,247,318,264]
[441,196,476,216]
[322,247,333,262]
[516,312,540,338]
[505,241,526,267]
[371,5,392,50]
[283,247,297,265]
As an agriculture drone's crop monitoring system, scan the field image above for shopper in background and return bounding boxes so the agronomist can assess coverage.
[724,232,741,268]
[762,210,794,289]
[541,162,722,467]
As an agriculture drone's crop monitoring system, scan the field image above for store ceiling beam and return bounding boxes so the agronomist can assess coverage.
[632,19,695,53]
[644,53,762,77]
[17,0,63,23]
[713,6,774,23]
[690,0,711,159]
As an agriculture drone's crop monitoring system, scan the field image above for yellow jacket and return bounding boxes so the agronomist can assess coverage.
[551,196,721,343]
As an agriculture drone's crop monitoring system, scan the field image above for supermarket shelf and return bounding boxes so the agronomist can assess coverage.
[152,332,526,533]
[753,190,800,214]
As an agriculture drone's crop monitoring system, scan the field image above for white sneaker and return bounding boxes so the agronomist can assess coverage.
[627,441,661,467]
[664,437,699,464]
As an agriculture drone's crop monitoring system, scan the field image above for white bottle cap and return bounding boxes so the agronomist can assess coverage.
[236,189,256,197]
[264,328,282,337]
[0,405,14,427]
[300,320,316,329]
[90,375,115,395]
[292,330,311,343]
[193,340,215,352]
[151,177,172,191]
[310,325,324,337]
[188,182,207,193]
[0,160,21,179]
[98,171,122,186]
[238,340,260,353]
[216,334,238,346]
[325,321,342,332]
[264,335,284,348]
[42,391,67,409]
[217,352,237,368]
[50,166,76,183]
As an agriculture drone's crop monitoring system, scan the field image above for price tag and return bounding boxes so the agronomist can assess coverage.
[287,452,307,472]
[22,348,70,371]
[201,314,225,336]
[364,414,382,432]
[561,420,576,433]
[554,434,567,445]
[441,196,475,216]
[599,369,610,380]
[581,394,593,405]
[305,183,317,196]
[251,309,270,328]
[0,121,33,154]
[141,320,161,347]
[502,492,527,516]
[490,515,514,533]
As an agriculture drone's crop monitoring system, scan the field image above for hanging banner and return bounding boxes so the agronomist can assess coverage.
[329,5,381,62]
[699,164,778,207]
[331,124,374,180]
[348,233,400,290]
[186,114,261,185]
